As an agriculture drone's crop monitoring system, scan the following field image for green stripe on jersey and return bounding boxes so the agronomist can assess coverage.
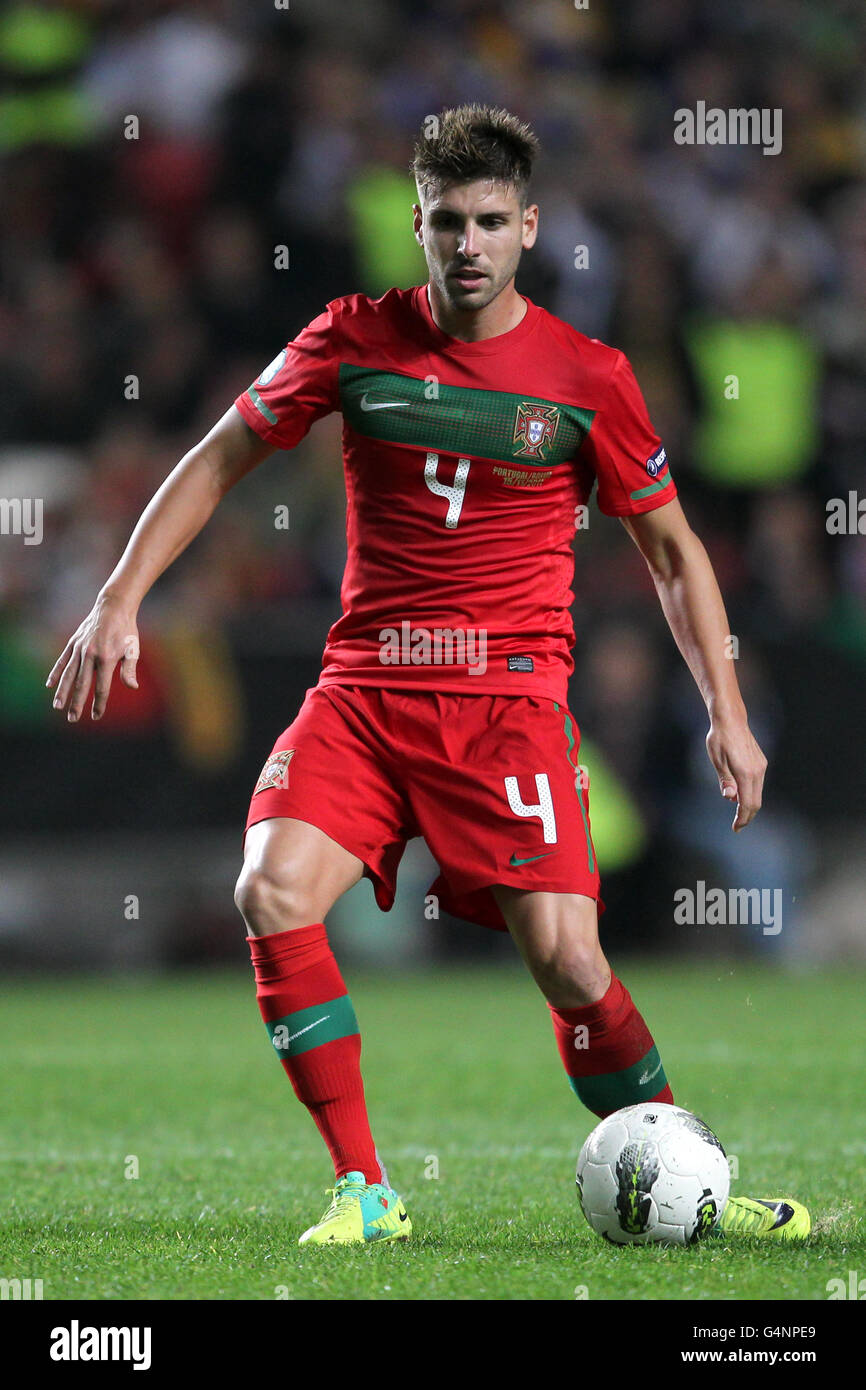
[248,386,278,426]
[629,465,673,501]
[568,1045,667,1113]
[338,363,595,467]
[266,995,359,1058]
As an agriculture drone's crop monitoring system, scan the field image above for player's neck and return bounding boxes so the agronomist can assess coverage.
[426,280,528,342]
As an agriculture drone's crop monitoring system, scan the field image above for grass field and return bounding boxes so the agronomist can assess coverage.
[1,961,863,1301]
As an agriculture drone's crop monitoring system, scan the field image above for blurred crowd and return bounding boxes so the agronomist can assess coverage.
[1,0,865,951]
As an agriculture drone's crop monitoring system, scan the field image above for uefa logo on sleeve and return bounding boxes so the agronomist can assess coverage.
[645,445,667,477]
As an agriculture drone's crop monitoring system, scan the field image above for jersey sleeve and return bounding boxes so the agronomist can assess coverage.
[234,301,342,449]
[582,351,677,516]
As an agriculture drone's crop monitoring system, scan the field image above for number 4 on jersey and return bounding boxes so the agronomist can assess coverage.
[425,452,471,528]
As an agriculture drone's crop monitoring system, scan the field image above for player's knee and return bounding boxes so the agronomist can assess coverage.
[535,939,608,1005]
[233,862,316,936]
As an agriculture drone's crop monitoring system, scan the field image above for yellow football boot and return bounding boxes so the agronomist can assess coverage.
[299,1171,412,1246]
[715,1195,811,1240]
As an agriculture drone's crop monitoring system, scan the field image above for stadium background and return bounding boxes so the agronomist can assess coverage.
[1,0,864,974]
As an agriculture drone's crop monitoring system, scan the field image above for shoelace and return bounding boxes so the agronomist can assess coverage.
[725,1200,769,1234]
[318,1181,366,1223]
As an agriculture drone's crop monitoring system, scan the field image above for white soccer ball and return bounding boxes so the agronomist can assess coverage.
[576,1103,730,1245]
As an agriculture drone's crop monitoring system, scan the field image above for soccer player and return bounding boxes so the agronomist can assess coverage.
[48,106,809,1245]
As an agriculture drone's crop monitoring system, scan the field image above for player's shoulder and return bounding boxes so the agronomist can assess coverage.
[321,285,420,339]
[533,300,627,390]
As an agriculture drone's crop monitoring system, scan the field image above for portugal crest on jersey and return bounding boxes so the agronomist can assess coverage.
[254,749,295,794]
[513,402,560,460]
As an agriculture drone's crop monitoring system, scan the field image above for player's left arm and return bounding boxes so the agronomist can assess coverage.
[620,497,767,832]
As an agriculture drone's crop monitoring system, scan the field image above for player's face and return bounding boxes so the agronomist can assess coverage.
[413,180,538,312]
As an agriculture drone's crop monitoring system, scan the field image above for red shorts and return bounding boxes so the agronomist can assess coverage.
[244,685,603,931]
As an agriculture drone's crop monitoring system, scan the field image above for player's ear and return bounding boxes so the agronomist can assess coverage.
[412,203,424,246]
[522,203,539,250]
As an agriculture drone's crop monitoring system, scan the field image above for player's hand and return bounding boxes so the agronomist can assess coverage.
[706,715,768,832]
[46,593,140,723]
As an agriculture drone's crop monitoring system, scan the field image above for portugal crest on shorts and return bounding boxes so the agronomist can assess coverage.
[254,748,295,794]
[513,402,560,460]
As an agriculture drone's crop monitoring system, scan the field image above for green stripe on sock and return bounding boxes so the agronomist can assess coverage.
[265,995,359,1058]
[568,1045,667,1113]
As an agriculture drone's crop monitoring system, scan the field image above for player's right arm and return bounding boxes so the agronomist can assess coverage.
[46,405,274,722]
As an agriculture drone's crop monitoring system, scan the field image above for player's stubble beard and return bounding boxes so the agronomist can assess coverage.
[428,239,524,316]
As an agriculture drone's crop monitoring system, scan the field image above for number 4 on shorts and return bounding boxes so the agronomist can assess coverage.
[504,773,558,844]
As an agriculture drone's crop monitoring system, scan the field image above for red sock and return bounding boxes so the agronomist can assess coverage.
[247,923,382,1184]
[549,973,674,1118]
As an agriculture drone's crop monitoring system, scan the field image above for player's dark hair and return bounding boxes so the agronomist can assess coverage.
[412,105,540,206]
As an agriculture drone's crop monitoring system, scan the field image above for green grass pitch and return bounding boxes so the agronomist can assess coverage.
[1,961,862,1301]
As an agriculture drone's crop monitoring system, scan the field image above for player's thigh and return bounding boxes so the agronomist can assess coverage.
[411,694,602,905]
[238,686,415,932]
[236,816,365,933]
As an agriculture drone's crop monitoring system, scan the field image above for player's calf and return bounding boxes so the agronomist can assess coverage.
[237,818,388,1202]
[548,972,674,1116]
[494,888,674,1118]
[494,885,609,1006]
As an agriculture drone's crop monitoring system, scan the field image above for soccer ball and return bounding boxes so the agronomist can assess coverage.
[576,1103,730,1246]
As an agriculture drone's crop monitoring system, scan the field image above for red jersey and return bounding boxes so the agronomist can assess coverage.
[234,285,676,702]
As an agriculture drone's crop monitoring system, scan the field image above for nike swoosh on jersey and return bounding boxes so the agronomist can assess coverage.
[359,393,411,411]
[509,851,556,866]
